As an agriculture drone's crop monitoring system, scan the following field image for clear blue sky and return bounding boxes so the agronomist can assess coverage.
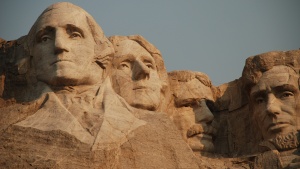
[1,1,300,85]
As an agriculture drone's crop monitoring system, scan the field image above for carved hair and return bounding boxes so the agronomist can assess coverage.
[242,50,300,94]
[168,70,212,88]
[26,2,114,69]
[168,70,218,104]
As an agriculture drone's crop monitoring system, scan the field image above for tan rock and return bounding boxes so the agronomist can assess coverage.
[167,70,218,153]
[241,51,300,168]
[3,1,300,169]
[0,2,200,168]
[109,35,170,112]
[0,37,5,43]
[166,70,252,168]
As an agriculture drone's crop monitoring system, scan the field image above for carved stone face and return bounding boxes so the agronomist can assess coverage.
[111,40,162,110]
[250,65,299,140]
[172,78,216,152]
[31,8,102,86]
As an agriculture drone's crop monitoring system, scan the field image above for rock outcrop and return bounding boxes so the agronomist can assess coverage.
[1,2,300,169]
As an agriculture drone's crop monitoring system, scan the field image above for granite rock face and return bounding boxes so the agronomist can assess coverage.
[1,2,300,169]
[0,2,199,169]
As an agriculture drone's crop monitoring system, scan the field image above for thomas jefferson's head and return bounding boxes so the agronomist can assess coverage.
[109,35,168,111]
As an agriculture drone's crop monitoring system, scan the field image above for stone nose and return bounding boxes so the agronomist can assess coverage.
[195,99,214,124]
[266,94,281,117]
[132,60,150,80]
[54,31,70,54]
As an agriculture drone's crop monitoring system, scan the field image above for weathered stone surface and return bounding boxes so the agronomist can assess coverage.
[167,70,218,153]
[108,35,170,112]
[0,98,200,168]
[212,50,300,168]
[2,1,300,169]
[0,38,6,98]
[240,51,300,168]
[0,2,200,169]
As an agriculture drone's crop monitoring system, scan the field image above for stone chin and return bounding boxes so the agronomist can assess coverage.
[129,92,160,111]
[36,73,95,86]
[131,102,158,111]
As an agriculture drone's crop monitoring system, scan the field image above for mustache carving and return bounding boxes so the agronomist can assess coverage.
[187,120,218,138]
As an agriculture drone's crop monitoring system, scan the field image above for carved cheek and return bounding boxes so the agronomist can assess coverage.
[253,106,268,126]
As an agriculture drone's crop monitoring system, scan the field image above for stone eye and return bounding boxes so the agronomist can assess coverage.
[145,63,153,69]
[118,62,131,70]
[280,91,294,99]
[41,35,51,42]
[70,32,82,38]
[205,100,215,111]
[255,97,264,104]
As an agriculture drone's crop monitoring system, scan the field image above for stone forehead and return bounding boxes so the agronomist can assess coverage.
[175,79,212,97]
[114,39,150,55]
[242,50,300,92]
[36,2,90,26]
[252,66,299,91]
[262,65,298,75]
[109,35,168,83]
[168,70,211,87]
[242,50,300,77]
[34,10,89,33]
[173,80,214,106]
[169,71,214,103]
[109,35,161,56]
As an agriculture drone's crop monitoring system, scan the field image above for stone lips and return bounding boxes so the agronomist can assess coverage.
[1,1,300,169]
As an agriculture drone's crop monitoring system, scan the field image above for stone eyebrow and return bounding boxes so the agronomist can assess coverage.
[35,26,54,41]
[250,90,266,99]
[66,24,85,37]
[119,59,132,64]
[273,84,298,93]
[36,26,54,35]
[117,54,134,61]
[250,84,298,99]
[140,56,156,68]
[142,57,154,63]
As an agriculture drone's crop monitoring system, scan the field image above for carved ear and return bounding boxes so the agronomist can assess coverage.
[159,80,168,94]
[13,35,30,75]
[23,55,38,85]
[17,57,30,74]
[94,55,111,69]
[94,41,114,69]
